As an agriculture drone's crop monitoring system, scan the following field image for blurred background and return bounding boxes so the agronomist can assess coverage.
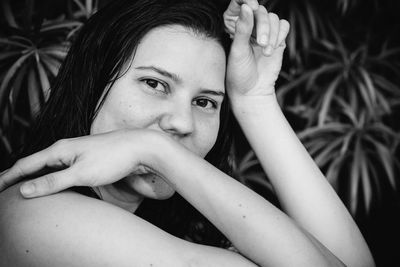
[0,0,399,265]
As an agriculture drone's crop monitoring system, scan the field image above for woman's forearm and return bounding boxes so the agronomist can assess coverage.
[230,94,374,267]
[153,134,345,267]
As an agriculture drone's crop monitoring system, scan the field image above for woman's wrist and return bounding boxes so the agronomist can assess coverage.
[136,130,180,184]
[229,92,281,121]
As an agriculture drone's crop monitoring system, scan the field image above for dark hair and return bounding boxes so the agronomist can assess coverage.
[22,0,234,247]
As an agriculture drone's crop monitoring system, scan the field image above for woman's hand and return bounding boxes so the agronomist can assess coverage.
[0,129,165,198]
[224,1,290,102]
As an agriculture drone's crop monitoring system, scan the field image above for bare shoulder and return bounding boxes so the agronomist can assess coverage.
[0,182,187,267]
[0,183,257,267]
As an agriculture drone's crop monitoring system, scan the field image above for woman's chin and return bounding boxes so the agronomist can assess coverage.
[122,173,175,200]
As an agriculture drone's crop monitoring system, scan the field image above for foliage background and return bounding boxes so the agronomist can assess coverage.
[0,0,399,266]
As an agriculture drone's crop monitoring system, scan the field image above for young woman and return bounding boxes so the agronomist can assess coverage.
[0,0,374,266]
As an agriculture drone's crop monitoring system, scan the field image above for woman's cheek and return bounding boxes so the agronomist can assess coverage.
[196,119,220,158]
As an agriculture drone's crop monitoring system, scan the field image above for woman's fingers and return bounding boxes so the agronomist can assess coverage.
[255,5,270,47]
[224,0,259,36]
[256,10,289,56]
[225,0,259,16]
[0,149,52,191]
[0,139,75,192]
[268,13,280,47]
[226,1,290,56]
[231,4,254,53]
[20,168,75,198]
[277,19,290,47]
[0,169,11,191]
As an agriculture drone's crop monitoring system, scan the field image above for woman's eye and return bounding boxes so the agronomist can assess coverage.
[143,79,167,93]
[193,98,217,110]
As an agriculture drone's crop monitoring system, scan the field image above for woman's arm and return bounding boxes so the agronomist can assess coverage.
[223,1,375,267]
[153,133,345,267]
[231,95,374,267]
[0,182,257,267]
[0,129,345,266]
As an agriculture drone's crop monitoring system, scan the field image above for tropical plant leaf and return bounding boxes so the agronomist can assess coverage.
[373,73,400,96]
[43,49,68,61]
[325,155,346,190]
[0,51,21,61]
[339,131,354,155]
[314,137,343,167]
[10,63,28,110]
[0,132,12,154]
[305,63,342,91]
[375,47,400,60]
[0,38,30,48]
[318,76,341,126]
[359,68,377,106]
[36,60,51,101]
[366,136,397,190]
[0,52,33,110]
[27,69,41,118]
[245,173,273,192]
[350,137,362,214]
[369,123,400,144]
[359,150,372,212]
[1,0,18,28]
[307,139,330,156]
[40,54,61,77]
[40,21,82,33]
[374,90,392,115]
[298,122,349,139]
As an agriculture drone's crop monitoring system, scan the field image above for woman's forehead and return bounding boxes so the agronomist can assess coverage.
[130,25,226,87]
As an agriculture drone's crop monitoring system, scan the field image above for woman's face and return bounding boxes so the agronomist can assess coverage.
[90,25,226,202]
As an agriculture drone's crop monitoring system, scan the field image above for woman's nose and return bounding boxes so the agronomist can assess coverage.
[159,102,194,137]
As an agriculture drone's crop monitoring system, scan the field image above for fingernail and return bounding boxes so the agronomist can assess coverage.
[264,45,273,56]
[249,1,259,10]
[21,183,35,196]
[259,35,268,46]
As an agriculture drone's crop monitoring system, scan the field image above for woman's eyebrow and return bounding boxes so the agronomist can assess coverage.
[135,65,225,96]
[135,65,181,83]
[200,89,225,98]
